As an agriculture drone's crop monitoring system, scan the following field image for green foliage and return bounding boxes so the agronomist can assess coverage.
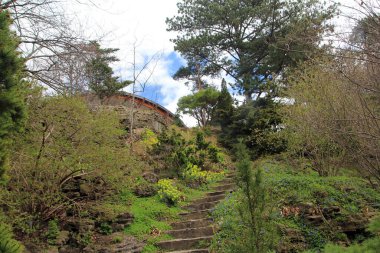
[221,98,287,159]
[75,231,93,247]
[86,41,132,98]
[213,79,234,127]
[321,217,380,253]
[177,87,220,127]
[182,163,223,186]
[152,129,226,183]
[142,244,160,253]
[258,159,380,213]
[167,0,336,99]
[212,142,278,252]
[99,222,113,235]
[284,56,379,178]
[157,179,183,205]
[0,11,27,181]
[0,223,23,253]
[111,235,122,244]
[213,158,380,252]
[235,142,278,253]
[0,95,132,237]
[46,220,59,245]
[141,128,158,147]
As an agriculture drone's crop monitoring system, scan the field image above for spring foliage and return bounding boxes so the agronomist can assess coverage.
[157,179,183,205]
[1,95,131,236]
[0,11,27,181]
[0,223,23,253]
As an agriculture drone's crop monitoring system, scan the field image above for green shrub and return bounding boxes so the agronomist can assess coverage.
[76,231,93,247]
[99,222,113,235]
[141,128,158,147]
[321,216,380,253]
[0,11,27,182]
[1,95,132,238]
[46,219,59,245]
[208,145,224,163]
[157,179,183,205]
[212,143,278,253]
[182,163,223,186]
[0,223,23,253]
[152,129,227,178]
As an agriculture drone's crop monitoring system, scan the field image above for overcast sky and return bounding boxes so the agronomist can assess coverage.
[64,0,362,126]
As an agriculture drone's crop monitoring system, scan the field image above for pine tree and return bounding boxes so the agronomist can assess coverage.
[235,141,277,252]
[0,11,26,181]
[86,41,132,99]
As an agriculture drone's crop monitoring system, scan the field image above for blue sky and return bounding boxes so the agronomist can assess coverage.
[137,52,184,104]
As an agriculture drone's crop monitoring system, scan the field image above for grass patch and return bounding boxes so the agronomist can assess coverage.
[124,195,181,239]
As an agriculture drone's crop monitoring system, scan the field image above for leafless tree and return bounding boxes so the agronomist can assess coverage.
[286,1,380,182]
[127,39,162,146]
[1,0,98,92]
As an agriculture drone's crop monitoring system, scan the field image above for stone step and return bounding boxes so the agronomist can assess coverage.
[171,218,212,230]
[190,194,226,205]
[206,190,227,196]
[179,210,211,220]
[167,249,209,253]
[218,178,234,184]
[185,201,220,212]
[167,226,215,239]
[226,174,236,179]
[156,236,213,251]
[212,183,235,192]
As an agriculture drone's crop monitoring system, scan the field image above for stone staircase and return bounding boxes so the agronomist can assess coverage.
[156,173,236,252]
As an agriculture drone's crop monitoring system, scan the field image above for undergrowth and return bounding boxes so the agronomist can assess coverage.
[212,158,380,252]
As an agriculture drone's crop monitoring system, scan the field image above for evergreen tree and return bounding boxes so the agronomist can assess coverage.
[167,0,336,100]
[173,56,219,92]
[213,78,234,127]
[0,11,26,181]
[222,98,286,159]
[86,41,132,98]
[234,141,277,252]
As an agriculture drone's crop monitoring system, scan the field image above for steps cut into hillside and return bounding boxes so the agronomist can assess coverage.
[156,174,236,253]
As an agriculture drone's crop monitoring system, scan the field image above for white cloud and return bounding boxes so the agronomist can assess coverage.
[63,0,201,126]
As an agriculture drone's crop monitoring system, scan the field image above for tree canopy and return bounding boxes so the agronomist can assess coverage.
[167,0,336,99]
[177,87,220,127]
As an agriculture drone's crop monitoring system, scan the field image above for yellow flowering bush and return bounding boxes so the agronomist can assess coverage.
[141,128,159,147]
[157,179,183,205]
[182,163,224,186]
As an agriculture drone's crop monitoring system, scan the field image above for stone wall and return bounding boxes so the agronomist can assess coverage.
[84,94,174,133]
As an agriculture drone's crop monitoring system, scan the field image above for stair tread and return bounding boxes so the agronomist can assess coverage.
[179,209,212,216]
[168,225,214,233]
[167,249,209,253]
[158,236,213,243]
